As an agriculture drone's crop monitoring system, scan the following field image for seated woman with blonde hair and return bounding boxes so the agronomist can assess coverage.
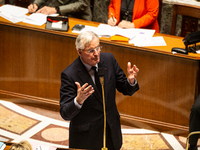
[9,141,32,150]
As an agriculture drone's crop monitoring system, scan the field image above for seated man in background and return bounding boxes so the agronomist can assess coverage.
[107,0,159,33]
[28,0,92,21]
[91,0,110,23]
[188,94,200,150]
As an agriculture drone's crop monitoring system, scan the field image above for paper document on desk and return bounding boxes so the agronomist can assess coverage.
[72,25,97,34]
[196,50,200,54]
[0,4,28,16]
[0,11,27,23]
[22,13,58,26]
[95,24,137,39]
[116,28,155,40]
[132,28,155,38]
[0,4,28,23]
[95,24,116,37]
[95,24,155,39]
[22,13,47,26]
[72,23,156,40]
[130,36,167,47]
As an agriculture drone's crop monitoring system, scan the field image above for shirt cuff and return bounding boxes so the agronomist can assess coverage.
[128,78,137,86]
[74,97,82,109]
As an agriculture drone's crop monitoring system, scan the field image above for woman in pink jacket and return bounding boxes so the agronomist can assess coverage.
[108,0,159,33]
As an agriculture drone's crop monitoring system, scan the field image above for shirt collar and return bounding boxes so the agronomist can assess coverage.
[80,57,98,71]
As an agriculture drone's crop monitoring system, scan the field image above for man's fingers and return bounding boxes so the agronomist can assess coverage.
[86,89,95,95]
[75,82,81,89]
[81,83,89,90]
[76,82,92,93]
[36,9,41,13]
[127,62,131,71]
[84,85,93,91]
[133,65,139,73]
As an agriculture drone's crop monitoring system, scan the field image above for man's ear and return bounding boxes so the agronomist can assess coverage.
[77,49,81,55]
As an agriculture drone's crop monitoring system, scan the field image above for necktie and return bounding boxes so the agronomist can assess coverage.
[91,66,102,96]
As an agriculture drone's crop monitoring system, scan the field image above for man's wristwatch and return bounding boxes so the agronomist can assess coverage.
[55,6,60,15]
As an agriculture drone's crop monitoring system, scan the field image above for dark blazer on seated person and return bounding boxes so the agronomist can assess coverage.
[34,0,92,20]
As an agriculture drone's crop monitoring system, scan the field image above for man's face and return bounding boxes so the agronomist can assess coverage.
[78,37,100,66]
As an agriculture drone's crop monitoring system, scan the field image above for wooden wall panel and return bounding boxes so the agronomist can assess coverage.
[0,24,78,99]
[101,43,199,130]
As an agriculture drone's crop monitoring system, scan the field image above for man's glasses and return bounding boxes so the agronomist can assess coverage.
[82,45,102,54]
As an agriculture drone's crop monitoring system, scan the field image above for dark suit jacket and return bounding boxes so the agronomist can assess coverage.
[60,53,139,150]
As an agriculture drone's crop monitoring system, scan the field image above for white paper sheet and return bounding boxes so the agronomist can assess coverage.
[196,50,200,54]
[0,4,28,23]
[72,25,98,34]
[0,11,27,23]
[0,5,59,25]
[0,4,28,16]
[22,13,59,26]
[22,13,47,26]
[95,24,155,39]
[130,36,167,47]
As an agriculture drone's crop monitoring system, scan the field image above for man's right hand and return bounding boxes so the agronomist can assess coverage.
[75,82,94,105]
[108,16,117,26]
[28,4,38,13]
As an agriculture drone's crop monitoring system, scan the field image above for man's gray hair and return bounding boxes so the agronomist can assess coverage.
[75,31,99,50]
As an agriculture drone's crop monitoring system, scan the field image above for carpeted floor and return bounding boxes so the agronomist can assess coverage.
[0,100,198,150]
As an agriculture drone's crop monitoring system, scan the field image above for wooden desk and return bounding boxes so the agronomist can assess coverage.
[0,15,200,136]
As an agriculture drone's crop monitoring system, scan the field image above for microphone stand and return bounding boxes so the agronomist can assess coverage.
[98,68,108,150]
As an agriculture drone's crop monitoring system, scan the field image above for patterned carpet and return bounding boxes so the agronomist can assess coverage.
[0,100,196,150]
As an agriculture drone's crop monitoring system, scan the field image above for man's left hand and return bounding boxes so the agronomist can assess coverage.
[127,62,139,84]
[36,6,57,15]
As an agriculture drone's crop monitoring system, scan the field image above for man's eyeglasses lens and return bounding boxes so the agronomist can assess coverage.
[87,46,102,54]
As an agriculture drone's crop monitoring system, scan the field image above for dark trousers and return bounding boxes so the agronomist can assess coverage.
[106,124,117,150]
[189,94,200,145]
[69,123,118,150]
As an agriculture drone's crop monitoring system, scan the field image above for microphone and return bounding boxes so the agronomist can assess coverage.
[98,68,104,86]
[98,68,107,150]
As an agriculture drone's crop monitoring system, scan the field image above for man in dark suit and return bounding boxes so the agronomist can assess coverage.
[60,31,139,150]
[188,94,200,150]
